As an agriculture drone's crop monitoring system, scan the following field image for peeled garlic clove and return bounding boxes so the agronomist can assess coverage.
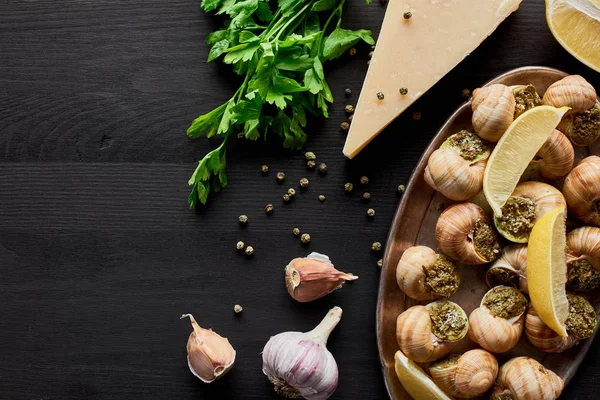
[396,246,460,301]
[181,314,235,383]
[285,252,358,303]
[542,75,597,113]
[535,129,575,180]
[396,300,468,363]
[494,181,566,243]
[492,357,564,400]
[262,307,342,400]
[557,102,600,147]
[435,202,501,264]
[429,349,498,399]
[566,226,600,291]
[471,84,516,142]
[467,286,527,353]
[511,84,542,119]
[563,156,600,226]
[486,244,528,294]
[424,131,490,201]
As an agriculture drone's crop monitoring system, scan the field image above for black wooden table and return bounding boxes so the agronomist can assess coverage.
[1,1,599,399]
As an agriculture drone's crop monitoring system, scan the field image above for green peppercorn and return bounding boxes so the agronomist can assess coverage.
[360,176,369,185]
[245,246,254,256]
[265,204,274,214]
[236,241,245,250]
[344,182,353,192]
[300,178,309,188]
[288,188,296,197]
[377,92,385,100]
[239,215,248,225]
[276,172,285,182]
[362,192,371,202]
[403,11,412,19]
[345,104,354,114]
[399,87,408,95]
[318,163,328,175]
[340,121,350,131]
[318,194,326,202]
[398,184,406,193]
[283,194,291,203]
[349,47,357,56]
[307,160,316,169]
[305,151,316,161]
[301,233,311,244]
[234,304,243,313]
[377,259,383,268]
[372,242,382,252]
[292,227,300,236]
[367,208,375,217]
[261,165,269,173]
[345,88,352,97]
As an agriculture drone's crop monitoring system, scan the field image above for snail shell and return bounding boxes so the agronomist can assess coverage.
[492,357,564,400]
[563,156,600,226]
[429,349,498,399]
[494,181,566,243]
[471,84,516,142]
[557,102,600,147]
[566,226,600,292]
[486,244,528,294]
[436,202,501,265]
[396,246,460,301]
[424,131,490,201]
[467,286,526,353]
[542,75,597,113]
[396,301,468,363]
[535,129,575,180]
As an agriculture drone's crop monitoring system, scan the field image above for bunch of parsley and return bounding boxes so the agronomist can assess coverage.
[187,0,374,207]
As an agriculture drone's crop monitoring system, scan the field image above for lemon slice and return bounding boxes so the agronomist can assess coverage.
[483,106,569,216]
[546,0,600,73]
[527,207,569,337]
[394,350,453,400]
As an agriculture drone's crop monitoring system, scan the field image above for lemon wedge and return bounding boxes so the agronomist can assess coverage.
[483,106,569,216]
[546,0,600,73]
[394,350,453,400]
[527,207,569,337]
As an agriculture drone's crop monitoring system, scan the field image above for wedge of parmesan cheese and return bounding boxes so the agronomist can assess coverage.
[343,0,523,159]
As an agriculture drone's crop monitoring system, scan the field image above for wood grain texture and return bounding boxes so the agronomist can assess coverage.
[0,0,599,399]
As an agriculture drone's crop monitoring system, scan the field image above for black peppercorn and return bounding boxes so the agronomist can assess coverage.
[399,87,408,95]
[377,92,385,100]
[344,88,352,97]
[403,11,412,19]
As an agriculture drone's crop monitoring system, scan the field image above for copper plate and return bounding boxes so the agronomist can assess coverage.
[377,66,600,400]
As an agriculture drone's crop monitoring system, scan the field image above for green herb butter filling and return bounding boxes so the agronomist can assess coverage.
[567,259,600,292]
[423,255,461,298]
[445,130,490,161]
[472,220,501,262]
[565,294,597,340]
[571,105,600,146]
[428,302,467,342]
[513,84,542,118]
[497,196,537,240]
[483,286,527,320]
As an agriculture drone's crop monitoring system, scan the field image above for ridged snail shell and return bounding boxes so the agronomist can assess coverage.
[436,202,501,265]
[491,357,564,400]
[494,181,566,243]
[396,301,468,363]
[424,131,490,201]
[486,244,528,294]
[563,156,600,226]
[534,129,575,180]
[511,84,542,119]
[467,286,527,353]
[557,102,600,147]
[429,349,498,399]
[471,84,516,142]
[396,246,460,301]
[542,75,597,113]
[566,226,600,292]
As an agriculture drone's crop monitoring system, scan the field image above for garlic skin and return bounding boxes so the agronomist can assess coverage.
[285,252,358,303]
[535,129,575,180]
[468,286,527,353]
[471,84,516,142]
[262,307,341,400]
[491,357,564,400]
[494,181,566,243]
[435,202,501,264]
[396,246,460,301]
[181,314,236,383]
[566,226,600,291]
[424,130,490,201]
[542,75,597,113]
[428,349,498,399]
[486,244,528,294]
[563,156,600,226]
[396,301,468,363]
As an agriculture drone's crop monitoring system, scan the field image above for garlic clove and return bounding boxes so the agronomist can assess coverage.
[181,314,236,383]
[285,254,358,303]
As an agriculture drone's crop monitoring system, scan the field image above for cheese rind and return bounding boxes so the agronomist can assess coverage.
[343,0,523,159]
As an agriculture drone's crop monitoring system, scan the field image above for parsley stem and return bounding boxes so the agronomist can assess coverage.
[273,1,316,46]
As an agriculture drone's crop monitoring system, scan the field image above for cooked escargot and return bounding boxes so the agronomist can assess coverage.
[491,357,564,400]
[563,156,600,227]
[486,244,528,294]
[471,84,516,142]
[511,84,542,118]
[566,226,600,292]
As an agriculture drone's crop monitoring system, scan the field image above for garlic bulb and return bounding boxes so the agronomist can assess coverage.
[566,226,600,291]
[396,246,460,301]
[534,129,575,180]
[396,301,468,363]
[557,102,600,146]
[429,349,498,399]
[285,252,357,303]
[436,202,501,264]
[494,181,566,243]
[525,294,597,353]
[262,307,342,400]
[511,84,542,118]
[491,357,564,400]
[486,244,528,294]
[471,84,516,142]
[468,286,527,353]
[563,156,600,226]
[424,130,490,201]
[542,74,597,113]
[181,314,236,383]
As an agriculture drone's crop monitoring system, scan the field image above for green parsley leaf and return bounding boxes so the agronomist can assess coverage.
[322,27,374,61]
[255,1,274,22]
[312,0,339,11]
[201,0,223,12]
[207,39,230,62]
[206,29,228,45]
[187,101,229,138]
[188,141,228,207]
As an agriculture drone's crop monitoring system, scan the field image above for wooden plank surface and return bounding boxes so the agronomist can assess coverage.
[0,0,599,398]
